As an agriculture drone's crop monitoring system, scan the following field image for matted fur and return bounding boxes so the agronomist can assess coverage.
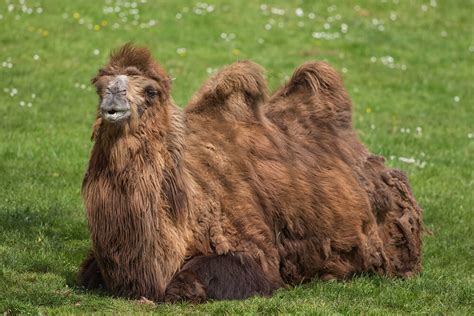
[79,44,423,302]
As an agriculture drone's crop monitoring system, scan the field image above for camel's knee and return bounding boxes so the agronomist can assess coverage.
[77,251,106,290]
[165,253,279,302]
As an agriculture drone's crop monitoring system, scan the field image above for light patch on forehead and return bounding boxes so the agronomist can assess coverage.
[107,75,129,91]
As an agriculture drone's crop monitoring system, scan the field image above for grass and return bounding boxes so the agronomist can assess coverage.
[0,0,473,314]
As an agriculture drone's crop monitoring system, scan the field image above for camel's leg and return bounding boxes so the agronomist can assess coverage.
[77,251,106,290]
[164,253,278,303]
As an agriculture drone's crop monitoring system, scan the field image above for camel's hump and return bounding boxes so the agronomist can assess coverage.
[185,61,269,122]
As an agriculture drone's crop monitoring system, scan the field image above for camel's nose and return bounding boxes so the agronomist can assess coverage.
[100,75,130,112]
[100,75,131,122]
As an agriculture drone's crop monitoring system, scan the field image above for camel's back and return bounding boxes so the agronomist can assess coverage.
[184,98,371,237]
[181,60,422,283]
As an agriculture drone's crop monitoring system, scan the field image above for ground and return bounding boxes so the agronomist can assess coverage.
[0,0,473,314]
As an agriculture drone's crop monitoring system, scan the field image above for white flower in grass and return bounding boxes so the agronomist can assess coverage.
[270,8,285,16]
[176,48,187,56]
[341,23,348,33]
[399,157,416,164]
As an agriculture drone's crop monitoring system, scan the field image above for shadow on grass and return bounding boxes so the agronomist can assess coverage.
[0,205,91,289]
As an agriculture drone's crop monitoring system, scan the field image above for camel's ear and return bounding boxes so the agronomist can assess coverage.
[186,61,269,120]
[157,76,172,102]
[91,68,109,85]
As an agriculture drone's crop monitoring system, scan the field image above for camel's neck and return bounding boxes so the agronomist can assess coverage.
[82,106,190,300]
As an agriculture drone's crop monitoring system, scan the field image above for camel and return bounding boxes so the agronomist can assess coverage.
[78,44,423,303]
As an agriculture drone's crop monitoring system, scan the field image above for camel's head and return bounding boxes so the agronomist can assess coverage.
[91,44,171,126]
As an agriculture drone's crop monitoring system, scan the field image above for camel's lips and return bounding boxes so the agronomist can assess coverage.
[101,108,131,122]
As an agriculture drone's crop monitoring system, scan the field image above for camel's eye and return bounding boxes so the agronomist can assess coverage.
[145,86,159,99]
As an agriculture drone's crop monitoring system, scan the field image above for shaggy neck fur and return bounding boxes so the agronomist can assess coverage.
[83,103,191,300]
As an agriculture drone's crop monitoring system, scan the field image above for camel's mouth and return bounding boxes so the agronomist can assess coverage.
[101,109,131,122]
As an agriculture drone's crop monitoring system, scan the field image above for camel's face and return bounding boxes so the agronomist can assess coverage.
[94,73,161,124]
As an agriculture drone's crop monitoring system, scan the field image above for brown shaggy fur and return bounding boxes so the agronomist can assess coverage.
[78,44,423,302]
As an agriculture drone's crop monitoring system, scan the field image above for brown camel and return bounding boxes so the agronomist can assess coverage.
[78,44,423,303]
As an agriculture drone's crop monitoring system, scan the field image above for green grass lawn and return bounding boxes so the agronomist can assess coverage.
[1,0,473,314]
